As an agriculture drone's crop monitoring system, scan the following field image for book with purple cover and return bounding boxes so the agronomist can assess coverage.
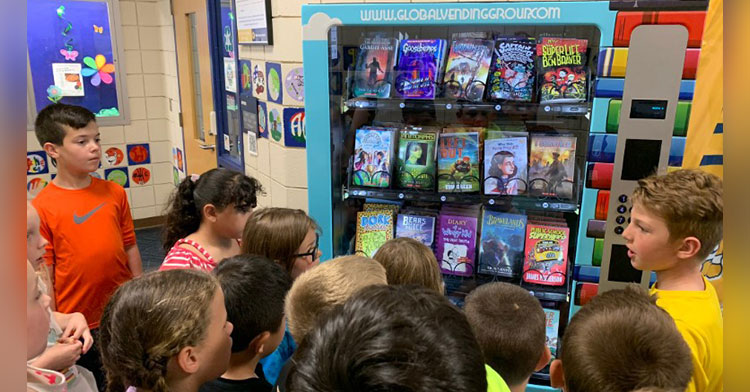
[394,39,447,99]
[436,212,478,277]
[395,213,436,247]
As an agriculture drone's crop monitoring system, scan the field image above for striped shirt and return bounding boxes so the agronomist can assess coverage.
[159,238,217,272]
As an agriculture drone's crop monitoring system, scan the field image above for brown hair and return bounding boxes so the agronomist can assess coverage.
[632,169,723,260]
[241,207,319,274]
[560,284,692,392]
[373,237,444,293]
[284,255,387,342]
[464,282,546,385]
[99,270,219,392]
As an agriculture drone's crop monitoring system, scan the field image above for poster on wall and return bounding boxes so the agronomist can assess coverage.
[224,57,237,93]
[236,0,273,45]
[52,63,85,96]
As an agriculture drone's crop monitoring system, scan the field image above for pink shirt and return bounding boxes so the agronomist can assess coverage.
[159,239,217,272]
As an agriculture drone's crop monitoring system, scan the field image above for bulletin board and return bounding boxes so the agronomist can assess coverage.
[27,0,129,125]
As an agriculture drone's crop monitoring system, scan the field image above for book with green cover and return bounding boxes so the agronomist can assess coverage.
[397,128,438,190]
[437,132,480,193]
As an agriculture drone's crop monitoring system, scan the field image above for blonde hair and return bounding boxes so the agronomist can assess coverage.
[285,255,387,342]
[99,270,219,392]
[632,169,723,260]
[241,207,320,275]
[373,237,444,293]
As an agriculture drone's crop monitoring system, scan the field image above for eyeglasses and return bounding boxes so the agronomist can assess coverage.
[291,233,320,261]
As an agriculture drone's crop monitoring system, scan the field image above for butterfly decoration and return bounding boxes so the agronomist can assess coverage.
[93,25,103,34]
[59,49,79,61]
[82,55,115,87]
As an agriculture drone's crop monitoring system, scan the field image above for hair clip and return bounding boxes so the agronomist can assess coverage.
[190,173,200,183]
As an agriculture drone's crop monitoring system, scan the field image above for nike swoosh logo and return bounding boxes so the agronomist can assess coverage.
[73,202,106,224]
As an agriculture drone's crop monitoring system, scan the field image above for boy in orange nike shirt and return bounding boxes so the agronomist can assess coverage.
[623,169,723,392]
[32,103,143,390]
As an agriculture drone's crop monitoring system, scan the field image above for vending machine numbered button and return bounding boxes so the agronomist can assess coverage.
[618,194,628,203]
[614,226,624,235]
[617,205,627,214]
[399,102,405,109]
[398,193,404,199]
[440,195,447,202]
[616,216,626,224]
[488,199,495,205]
[494,105,502,111]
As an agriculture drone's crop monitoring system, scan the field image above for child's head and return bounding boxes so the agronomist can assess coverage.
[99,269,234,392]
[27,260,51,360]
[372,237,444,293]
[550,284,692,392]
[35,103,100,174]
[162,168,263,252]
[288,284,487,392]
[284,255,387,342]
[213,254,292,358]
[241,207,321,279]
[464,282,549,387]
[624,169,722,271]
[26,201,48,269]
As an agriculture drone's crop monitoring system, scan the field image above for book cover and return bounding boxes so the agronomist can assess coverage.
[395,213,436,247]
[487,38,536,101]
[436,213,478,277]
[355,210,395,258]
[442,39,494,101]
[537,37,588,103]
[397,129,438,190]
[437,132,480,193]
[478,210,527,277]
[484,136,528,195]
[528,135,577,199]
[394,39,446,99]
[544,308,561,357]
[352,128,396,188]
[522,224,570,286]
[352,36,397,98]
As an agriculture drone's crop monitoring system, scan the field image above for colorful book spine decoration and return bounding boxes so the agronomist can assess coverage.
[397,129,437,189]
[544,308,561,357]
[352,127,396,188]
[487,38,536,102]
[394,39,447,99]
[352,36,397,98]
[522,224,569,286]
[527,135,577,199]
[395,213,436,247]
[537,37,588,104]
[484,135,528,195]
[436,213,478,277]
[437,132,480,193]
[355,210,395,258]
[478,210,527,277]
[442,39,494,101]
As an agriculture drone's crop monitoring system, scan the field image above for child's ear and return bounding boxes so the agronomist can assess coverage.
[248,332,271,356]
[43,142,60,160]
[175,345,200,374]
[535,346,552,372]
[676,236,702,260]
[202,204,218,222]
[550,359,565,390]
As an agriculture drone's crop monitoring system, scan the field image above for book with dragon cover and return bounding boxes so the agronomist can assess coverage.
[487,38,536,102]
[527,135,577,199]
[394,39,447,99]
[355,210,395,258]
[352,35,398,98]
[437,132,480,193]
[442,39,494,101]
[537,37,588,103]
[352,127,396,188]
[478,210,527,277]
[522,223,569,286]
[436,212,478,277]
[397,128,438,190]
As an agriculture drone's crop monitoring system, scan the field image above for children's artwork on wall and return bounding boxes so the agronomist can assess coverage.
[226,93,238,111]
[127,144,151,165]
[221,6,235,58]
[224,57,237,93]
[247,130,258,156]
[282,108,306,148]
[253,64,265,96]
[284,67,304,102]
[131,167,151,185]
[266,62,283,104]
[27,177,50,198]
[172,147,185,172]
[28,0,124,119]
[173,167,180,185]
[269,107,282,142]
[257,101,268,138]
[105,167,129,188]
[27,151,49,175]
[104,147,124,167]
[239,60,252,94]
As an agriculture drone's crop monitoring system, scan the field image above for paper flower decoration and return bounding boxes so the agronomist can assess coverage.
[82,55,115,87]
[47,85,62,103]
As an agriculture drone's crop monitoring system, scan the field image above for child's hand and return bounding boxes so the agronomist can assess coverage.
[30,339,83,371]
[60,312,93,353]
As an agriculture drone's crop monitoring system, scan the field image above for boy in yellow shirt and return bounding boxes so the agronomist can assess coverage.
[623,169,723,392]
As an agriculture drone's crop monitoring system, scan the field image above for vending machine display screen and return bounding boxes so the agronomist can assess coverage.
[630,99,668,119]
[607,244,644,283]
[621,139,661,181]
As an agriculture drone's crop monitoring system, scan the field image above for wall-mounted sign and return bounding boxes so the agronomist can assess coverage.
[236,0,273,45]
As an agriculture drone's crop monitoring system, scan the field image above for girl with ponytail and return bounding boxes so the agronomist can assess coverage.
[160,168,263,272]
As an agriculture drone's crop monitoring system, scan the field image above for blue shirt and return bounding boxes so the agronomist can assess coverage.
[259,329,296,385]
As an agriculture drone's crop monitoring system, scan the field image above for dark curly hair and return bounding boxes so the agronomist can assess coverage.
[162,168,264,252]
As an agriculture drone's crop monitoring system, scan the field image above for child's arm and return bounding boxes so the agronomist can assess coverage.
[118,186,142,276]
[53,312,93,353]
[126,243,143,277]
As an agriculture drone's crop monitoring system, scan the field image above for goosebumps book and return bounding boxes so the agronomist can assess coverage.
[478,210,527,277]
[397,128,437,190]
[544,308,561,357]
[484,135,528,195]
[352,36,397,98]
[395,213,436,247]
[394,39,447,99]
[522,223,569,286]
[442,39,494,101]
[356,210,394,257]
[487,38,536,102]
[537,37,588,103]
[437,132,480,193]
[352,127,396,188]
[528,135,577,199]
[436,213,478,277]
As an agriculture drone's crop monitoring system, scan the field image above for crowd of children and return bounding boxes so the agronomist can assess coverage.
[26,103,723,392]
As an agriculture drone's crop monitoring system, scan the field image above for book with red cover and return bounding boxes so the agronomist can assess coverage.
[522,223,570,286]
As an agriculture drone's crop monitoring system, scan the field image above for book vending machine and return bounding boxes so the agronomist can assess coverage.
[300,1,707,390]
